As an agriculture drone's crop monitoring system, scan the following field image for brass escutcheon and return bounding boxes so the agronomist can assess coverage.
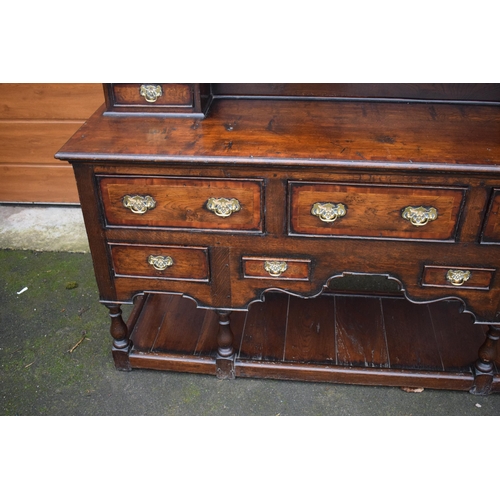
[139,84,163,103]
[148,255,174,271]
[311,202,347,223]
[264,261,288,277]
[446,269,471,286]
[402,206,438,226]
[123,194,156,214]
[206,197,241,217]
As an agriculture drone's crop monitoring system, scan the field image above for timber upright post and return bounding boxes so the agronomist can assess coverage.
[470,324,500,395]
[105,304,132,371]
[215,310,235,379]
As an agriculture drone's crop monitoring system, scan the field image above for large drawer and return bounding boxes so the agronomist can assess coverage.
[99,176,263,232]
[109,243,210,282]
[289,182,466,241]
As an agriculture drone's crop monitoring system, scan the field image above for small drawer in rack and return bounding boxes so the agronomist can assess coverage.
[242,257,311,280]
[289,182,465,241]
[109,243,210,282]
[103,84,212,116]
[421,265,495,290]
[99,175,264,232]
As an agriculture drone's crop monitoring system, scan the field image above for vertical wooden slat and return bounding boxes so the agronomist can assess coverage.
[428,300,487,372]
[152,295,207,354]
[335,295,390,368]
[129,294,169,351]
[383,298,444,371]
[238,293,289,361]
[284,295,336,363]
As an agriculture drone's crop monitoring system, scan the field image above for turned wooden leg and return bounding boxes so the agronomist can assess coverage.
[470,324,499,395]
[216,310,235,380]
[105,304,132,371]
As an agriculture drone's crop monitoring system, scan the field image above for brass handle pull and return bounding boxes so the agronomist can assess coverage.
[206,197,241,218]
[311,202,347,223]
[148,255,174,271]
[402,206,438,226]
[123,194,156,214]
[264,261,288,277]
[139,84,163,103]
[446,269,471,286]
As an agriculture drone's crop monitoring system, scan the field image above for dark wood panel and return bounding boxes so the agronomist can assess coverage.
[129,293,169,351]
[284,295,336,363]
[335,295,390,368]
[152,295,207,354]
[482,189,500,243]
[428,300,487,371]
[212,84,500,102]
[0,83,104,120]
[383,298,443,370]
[238,293,289,361]
[0,164,79,203]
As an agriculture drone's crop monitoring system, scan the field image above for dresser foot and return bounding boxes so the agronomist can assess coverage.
[470,325,499,395]
[106,304,132,371]
[216,310,235,379]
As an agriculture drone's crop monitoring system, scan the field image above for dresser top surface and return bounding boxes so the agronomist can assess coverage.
[56,98,500,172]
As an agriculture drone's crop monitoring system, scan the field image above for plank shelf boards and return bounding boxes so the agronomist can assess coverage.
[126,292,500,392]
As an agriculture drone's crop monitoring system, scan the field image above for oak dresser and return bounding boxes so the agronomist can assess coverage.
[56,84,500,395]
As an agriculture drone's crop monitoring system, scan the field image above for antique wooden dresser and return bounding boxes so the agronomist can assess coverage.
[56,84,500,394]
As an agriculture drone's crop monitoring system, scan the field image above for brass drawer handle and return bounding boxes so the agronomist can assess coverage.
[446,269,471,286]
[402,206,438,226]
[123,194,156,214]
[148,255,174,271]
[206,197,241,217]
[264,261,288,277]
[311,202,347,223]
[139,84,163,103]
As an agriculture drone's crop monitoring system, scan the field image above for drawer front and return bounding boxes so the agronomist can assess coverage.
[482,189,500,243]
[111,83,193,108]
[422,265,495,290]
[242,256,311,281]
[289,182,465,241]
[110,243,210,282]
[100,176,263,232]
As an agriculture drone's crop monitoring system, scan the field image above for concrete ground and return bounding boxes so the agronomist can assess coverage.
[1,204,500,416]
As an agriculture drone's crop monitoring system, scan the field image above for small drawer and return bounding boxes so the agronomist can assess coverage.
[242,257,311,281]
[99,175,263,232]
[110,243,210,282]
[289,182,465,241]
[113,83,193,106]
[421,265,495,290]
[103,84,211,116]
